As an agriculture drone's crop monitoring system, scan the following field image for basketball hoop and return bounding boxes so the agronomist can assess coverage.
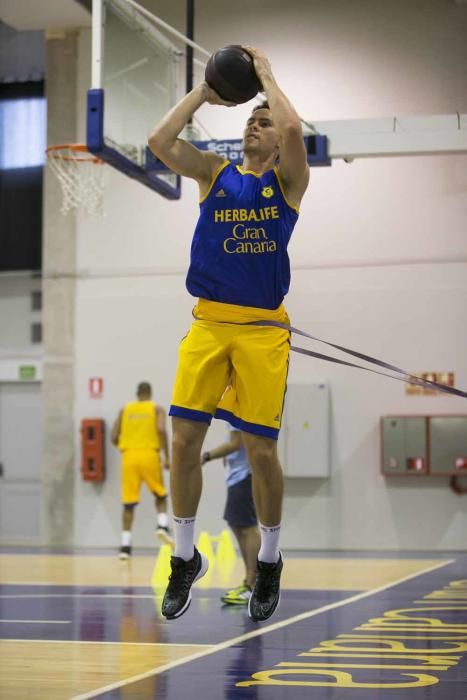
[46,144,106,216]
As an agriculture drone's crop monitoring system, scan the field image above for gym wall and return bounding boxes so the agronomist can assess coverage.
[67,0,467,549]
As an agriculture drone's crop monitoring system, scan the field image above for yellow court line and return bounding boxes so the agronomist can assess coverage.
[71,558,454,700]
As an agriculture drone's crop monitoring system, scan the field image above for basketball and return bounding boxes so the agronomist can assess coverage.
[205,45,262,104]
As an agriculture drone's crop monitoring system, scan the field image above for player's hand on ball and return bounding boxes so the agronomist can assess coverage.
[202,81,237,107]
[242,46,270,85]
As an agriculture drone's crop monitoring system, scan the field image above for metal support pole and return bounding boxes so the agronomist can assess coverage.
[186,0,196,138]
[186,0,194,95]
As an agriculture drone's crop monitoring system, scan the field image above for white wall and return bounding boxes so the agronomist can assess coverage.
[72,0,467,550]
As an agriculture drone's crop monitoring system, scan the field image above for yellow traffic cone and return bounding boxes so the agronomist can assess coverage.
[216,529,237,564]
[215,529,237,587]
[197,530,215,564]
[151,543,172,588]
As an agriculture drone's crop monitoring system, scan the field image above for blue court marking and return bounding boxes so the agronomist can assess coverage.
[0,585,354,645]
[76,556,467,700]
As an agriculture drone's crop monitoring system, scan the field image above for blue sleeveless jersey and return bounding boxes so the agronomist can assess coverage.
[186,162,299,310]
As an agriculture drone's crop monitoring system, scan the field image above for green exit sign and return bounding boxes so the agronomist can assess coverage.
[19,365,36,380]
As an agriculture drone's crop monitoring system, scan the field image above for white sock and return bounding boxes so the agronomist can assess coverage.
[173,516,196,561]
[121,530,131,547]
[258,522,281,563]
[157,512,169,528]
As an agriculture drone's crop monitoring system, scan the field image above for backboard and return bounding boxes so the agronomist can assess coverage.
[87,0,182,198]
[86,0,331,199]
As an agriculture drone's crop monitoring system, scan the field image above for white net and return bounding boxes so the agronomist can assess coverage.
[46,145,106,216]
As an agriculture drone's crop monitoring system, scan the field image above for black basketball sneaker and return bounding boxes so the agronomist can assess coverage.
[118,545,132,561]
[161,547,209,619]
[248,552,283,621]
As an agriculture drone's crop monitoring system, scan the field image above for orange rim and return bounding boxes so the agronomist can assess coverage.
[46,143,104,164]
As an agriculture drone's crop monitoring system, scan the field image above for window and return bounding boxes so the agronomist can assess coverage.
[0,81,45,272]
[0,96,46,169]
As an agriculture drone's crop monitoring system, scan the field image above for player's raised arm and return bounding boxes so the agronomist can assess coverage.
[148,82,234,189]
[246,47,309,208]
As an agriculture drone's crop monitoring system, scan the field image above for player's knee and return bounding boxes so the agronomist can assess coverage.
[173,431,195,455]
[248,441,278,473]
[172,427,204,461]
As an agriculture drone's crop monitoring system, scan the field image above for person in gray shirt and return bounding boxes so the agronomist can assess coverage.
[202,424,260,604]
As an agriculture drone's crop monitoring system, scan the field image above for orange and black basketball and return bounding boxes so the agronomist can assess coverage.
[205,45,262,104]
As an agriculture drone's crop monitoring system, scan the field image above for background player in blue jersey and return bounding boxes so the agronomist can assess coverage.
[149,47,309,622]
[202,424,260,605]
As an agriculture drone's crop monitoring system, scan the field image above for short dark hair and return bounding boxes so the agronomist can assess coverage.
[252,101,270,112]
[137,381,152,397]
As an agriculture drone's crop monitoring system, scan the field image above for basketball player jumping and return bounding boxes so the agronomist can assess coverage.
[148,46,309,621]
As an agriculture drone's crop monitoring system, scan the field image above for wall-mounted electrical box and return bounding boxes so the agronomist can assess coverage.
[381,416,428,475]
[429,416,467,475]
[382,415,467,477]
[81,418,105,482]
[278,383,330,478]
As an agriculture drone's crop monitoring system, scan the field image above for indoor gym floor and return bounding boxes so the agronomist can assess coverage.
[1,548,466,699]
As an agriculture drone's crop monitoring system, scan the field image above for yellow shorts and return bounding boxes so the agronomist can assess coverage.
[170,299,290,439]
[121,448,167,505]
